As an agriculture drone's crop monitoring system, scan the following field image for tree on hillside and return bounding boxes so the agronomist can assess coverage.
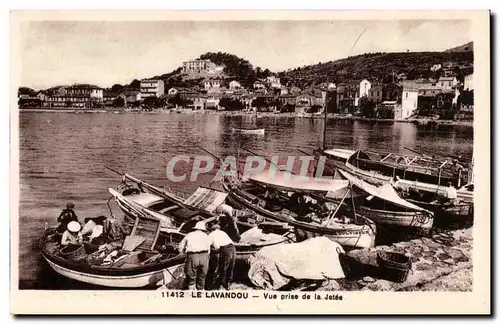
[129,79,140,89]
[111,84,124,92]
[143,96,157,108]
[219,97,245,111]
[18,87,36,97]
[113,96,125,107]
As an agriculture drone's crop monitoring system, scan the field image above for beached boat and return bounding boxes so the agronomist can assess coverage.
[231,126,265,135]
[336,169,434,229]
[40,226,186,288]
[222,172,377,249]
[106,172,294,252]
[324,149,474,203]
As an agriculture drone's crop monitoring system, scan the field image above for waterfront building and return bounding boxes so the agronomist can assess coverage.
[463,73,474,90]
[65,84,104,101]
[140,79,165,98]
[359,79,372,98]
[437,76,459,91]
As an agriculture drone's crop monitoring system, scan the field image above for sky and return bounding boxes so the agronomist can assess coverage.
[19,20,471,90]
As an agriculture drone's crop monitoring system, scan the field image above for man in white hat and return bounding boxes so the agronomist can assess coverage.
[61,221,83,246]
[178,221,211,290]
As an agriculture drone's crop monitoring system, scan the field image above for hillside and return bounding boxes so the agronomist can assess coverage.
[445,41,473,53]
[278,46,474,89]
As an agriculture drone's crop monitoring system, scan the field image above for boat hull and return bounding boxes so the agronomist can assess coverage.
[44,256,183,288]
[359,206,434,229]
[231,127,265,135]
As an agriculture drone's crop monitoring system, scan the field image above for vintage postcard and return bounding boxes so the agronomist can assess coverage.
[10,10,490,315]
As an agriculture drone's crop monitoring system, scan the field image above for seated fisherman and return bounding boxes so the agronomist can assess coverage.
[61,221,83,246]
[56,202,79,234]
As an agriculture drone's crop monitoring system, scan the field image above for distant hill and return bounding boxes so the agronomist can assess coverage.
[278,48,474,89]
[445,41,473,53]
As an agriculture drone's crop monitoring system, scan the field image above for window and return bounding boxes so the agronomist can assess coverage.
[405,92,408,98]
[377,91,380,96]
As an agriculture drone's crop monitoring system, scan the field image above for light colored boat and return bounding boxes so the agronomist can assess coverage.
[337,169,434,229]
[231,126,265,135]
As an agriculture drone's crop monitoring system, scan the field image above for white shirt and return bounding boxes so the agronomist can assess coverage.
[61,230,83,246]
[178,230,211,254]
[446,186,458,199]
[208,229,234,250]
[81,220,104,239]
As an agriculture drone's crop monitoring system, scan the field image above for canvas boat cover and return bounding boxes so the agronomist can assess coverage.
[183,187,228,213]
[248,170,350,193]
[338,169,432,214]
[247,237,345,290]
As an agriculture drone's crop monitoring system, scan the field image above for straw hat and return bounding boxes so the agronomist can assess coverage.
[67,221,81,233]
[193,221,207,231]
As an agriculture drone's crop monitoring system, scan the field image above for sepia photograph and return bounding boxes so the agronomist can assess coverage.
[10,10,490,314]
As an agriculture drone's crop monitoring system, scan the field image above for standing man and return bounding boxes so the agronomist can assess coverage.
[208,223,236,290]
[177,221,211,290]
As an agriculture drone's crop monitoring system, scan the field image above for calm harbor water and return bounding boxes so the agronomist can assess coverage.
[18,112,473,289]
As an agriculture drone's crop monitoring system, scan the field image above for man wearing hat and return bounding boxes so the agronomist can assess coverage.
[207,223,236,290]
[178,221,211,290]
[61,221,83,246]
[57,202,79,234]
[450,159,465,187]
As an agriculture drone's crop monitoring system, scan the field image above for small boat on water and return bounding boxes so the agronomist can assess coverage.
[221,171,377,249]
[231,126,265,135]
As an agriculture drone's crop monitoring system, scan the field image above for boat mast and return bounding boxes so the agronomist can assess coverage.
[322,90,327,151]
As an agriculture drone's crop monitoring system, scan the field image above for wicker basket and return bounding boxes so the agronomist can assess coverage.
[60,244,86,262]
[377,251,412,283]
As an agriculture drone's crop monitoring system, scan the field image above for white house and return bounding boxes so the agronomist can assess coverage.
[395,88,418,120]
[266,76,281,89]
[359,79,372,98]
[229,80,241,90]
[464,73,473,90]
[140,79,165,98]
[437,76,458,92]
[204,79,221,90]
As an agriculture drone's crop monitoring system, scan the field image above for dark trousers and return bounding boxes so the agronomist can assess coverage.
[216,244,236,290]
[205,251,220,290]
[184,252,209,290]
